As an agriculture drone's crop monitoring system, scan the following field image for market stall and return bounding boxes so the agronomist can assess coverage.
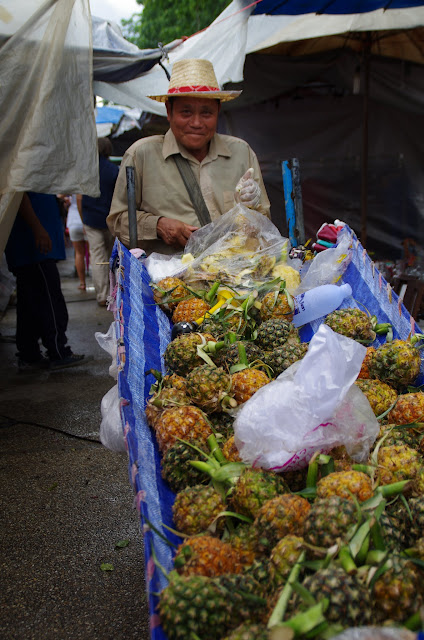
[106,217,424,639]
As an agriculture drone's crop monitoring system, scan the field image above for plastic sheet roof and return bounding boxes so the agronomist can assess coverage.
[253,0,424,15]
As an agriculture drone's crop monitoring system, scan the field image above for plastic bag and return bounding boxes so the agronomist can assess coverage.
[233,324,379,471]
[144,252,185,283]
[100,384,126,453]
[330,627,416,640]
[296,228,353,294]
[95,322,118,380]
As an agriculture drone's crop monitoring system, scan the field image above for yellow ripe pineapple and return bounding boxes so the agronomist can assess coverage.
[253,494,311,554]
[387,391,424,425]
[377,444,422,485]
[355,378,397,417]
[145,386,190,428]
[316,470,373,502]
[154,405,212,453]
[222,435,242,462]
[172,297,211,324]
[173,484,226,536]
[368,339,422,390]
[357,346,376,379]
[173,535,244,578]
[231,368,270,404]
[325,308,376,342]
[185,364,234,413]
[152,276,188,312]
[260,290,294,322]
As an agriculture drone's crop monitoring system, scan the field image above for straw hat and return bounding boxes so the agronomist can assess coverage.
[148,58,241,103]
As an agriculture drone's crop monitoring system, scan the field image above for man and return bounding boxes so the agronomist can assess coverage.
[107,58,270,254]
[5,192,88,372]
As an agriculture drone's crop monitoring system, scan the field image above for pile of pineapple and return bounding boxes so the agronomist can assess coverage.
[146,274,424,640]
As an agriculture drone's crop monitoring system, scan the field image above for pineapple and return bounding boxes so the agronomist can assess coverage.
[325,307,375,342]
[301,566,372,626]
[152,276,187,312]
[213,341,264,372]
[164,332,216,376]
[222,435,242,462]
[161,439,209,492]
[208,411,235,439]
[159,573,232,640]
[259,290,294,322]
[373,556,423,623]
[357,346,377,379]
[387,391,424,424]
[172,297,211,324]
[229,467,289,520]
[316,470,373,502]
[355,378,397,417]
[231,368,270,403]
[173,535,243,577]
[303,496,359,550]
[406,496,424,543]
[227,524,259,566]
[253,494,311,554]
[215,572,266,628]
[255,318,299,351]
[185,364,233,413]
[154,405,212,453]
[221,623,269,640]
[376,444,422,486]
[162,373,187,393]
[173,484,226,536]
[269,535,304,587]
[368,339,422,390]
[145,386,190,428]
[263,342,308,377]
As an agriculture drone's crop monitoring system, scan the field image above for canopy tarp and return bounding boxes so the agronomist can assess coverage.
[252,0,424,14]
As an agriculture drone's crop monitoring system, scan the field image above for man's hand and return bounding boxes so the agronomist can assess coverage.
[234,168,261,209]
[34,225,52,254]
[157,217,198,249]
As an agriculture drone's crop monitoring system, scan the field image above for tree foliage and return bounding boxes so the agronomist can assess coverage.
[121,0,232,50]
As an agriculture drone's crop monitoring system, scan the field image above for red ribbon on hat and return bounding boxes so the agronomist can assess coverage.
[168,85,220,94]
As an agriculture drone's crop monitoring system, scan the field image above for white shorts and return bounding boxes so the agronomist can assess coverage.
[68,226,85,242]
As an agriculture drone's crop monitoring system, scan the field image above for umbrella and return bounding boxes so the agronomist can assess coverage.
[251,1,424,247]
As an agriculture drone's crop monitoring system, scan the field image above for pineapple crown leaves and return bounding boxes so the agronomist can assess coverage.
[267,550,306,629]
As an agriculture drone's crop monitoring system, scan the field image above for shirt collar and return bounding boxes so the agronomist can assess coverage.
[163,129,231,162]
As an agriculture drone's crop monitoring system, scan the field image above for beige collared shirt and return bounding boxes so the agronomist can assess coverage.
[107,129,271,254]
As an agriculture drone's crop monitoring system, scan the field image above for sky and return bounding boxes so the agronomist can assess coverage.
[89,0,141,26]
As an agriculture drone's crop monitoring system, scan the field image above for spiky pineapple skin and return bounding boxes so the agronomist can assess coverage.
[172,297,211,324]
[303,496,358,549]
[152,277,187,312]
[173,485,226,536]
[222,435,242,462]
[269,535,304,586]
[316,470,373,502]
[159,574,231,640]
[145,387,190,428]
[231,368,269,403]
[357,346,377,379]
[174,535,243,577]
[185,364,233,413]
[154,405,212,453]
[373,556,424,623]
[368,339,421,390]
[253,494,311,554]
[255,318,299,351]
[260,291,294,322]
[388,391,424,424]
[301,566,372,626]
[263,342,308,377]
[213,341,264,371]
[221,623,269,640]
[229,468,288,520]
[164,332,215,376]
[160,439,209,492]
[376,444,422,485]
[355,378,397,417]
[325,307,375,342]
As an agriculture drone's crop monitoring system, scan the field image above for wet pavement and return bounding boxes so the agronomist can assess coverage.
[0,251,150,639]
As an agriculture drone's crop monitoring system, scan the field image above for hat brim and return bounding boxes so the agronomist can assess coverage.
[147,90,242,103]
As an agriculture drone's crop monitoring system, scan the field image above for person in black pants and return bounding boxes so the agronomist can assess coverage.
[5,192,89,372]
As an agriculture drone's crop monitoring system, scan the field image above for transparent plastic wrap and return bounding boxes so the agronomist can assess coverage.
[99,384,126,453]
[233,324,379,471]
[330,627,417,640]
[95,322,118,380]
[296,228,353,294]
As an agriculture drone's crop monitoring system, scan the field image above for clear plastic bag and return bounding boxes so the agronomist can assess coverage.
[233,324,379,471]
[296,229,353,294]
[330,627,416,640]
[99,383,126,453]
[95,321,118,380]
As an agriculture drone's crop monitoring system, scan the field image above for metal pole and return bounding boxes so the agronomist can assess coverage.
[126,166,138,249]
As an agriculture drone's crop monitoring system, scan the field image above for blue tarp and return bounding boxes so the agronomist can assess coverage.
[95,106,125,124]
[112,226,423,639]
[253,0,424,15]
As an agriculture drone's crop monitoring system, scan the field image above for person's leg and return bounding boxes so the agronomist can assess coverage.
[84,225,110,304]
[36,260,73,361]
[72,239,86,289]
[14,265,44,364]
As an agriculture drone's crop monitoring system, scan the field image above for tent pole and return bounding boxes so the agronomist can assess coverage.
[360,35,371,249]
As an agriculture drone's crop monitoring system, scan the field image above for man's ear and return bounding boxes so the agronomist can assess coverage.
[165,100,171,122]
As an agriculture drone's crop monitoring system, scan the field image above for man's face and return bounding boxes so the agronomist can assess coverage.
[166,97,220,159]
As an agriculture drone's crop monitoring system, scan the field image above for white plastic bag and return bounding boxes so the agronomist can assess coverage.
[95,322,118,380]
[296,230,352,294]
[100,384,126,453]
[233,324,379,471]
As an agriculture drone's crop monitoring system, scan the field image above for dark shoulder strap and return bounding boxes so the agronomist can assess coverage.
[173,155,212,227]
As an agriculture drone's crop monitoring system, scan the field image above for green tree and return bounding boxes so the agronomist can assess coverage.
[122,0,232,50]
